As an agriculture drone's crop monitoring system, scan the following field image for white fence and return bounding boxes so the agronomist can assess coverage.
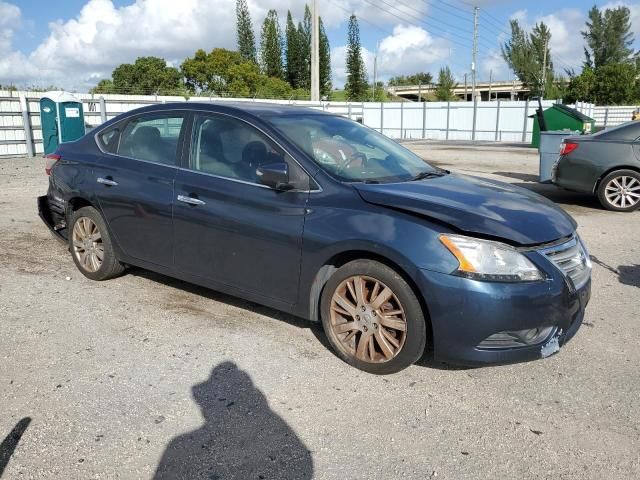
[0,89,599,158]
[592,105,640,127]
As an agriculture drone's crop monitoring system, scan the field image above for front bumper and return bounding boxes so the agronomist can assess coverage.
[417,264,590,366]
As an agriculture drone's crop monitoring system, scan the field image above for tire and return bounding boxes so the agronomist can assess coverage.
[597,169,640,212]
[320,259,426,374]
[68,206,125,280]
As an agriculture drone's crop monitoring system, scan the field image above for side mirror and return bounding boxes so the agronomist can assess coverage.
[256,162,291,190]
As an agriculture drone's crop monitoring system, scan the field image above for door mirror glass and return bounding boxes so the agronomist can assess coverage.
[256,162,290,190]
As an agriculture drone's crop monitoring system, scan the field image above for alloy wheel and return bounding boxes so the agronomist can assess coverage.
[604,175,640,209]
[72,217,104,273]
[329,275,407,363]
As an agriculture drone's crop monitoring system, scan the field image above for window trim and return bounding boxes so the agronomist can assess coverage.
[94,107,322,192]
[94,110,189,168]
[187,111,321,193]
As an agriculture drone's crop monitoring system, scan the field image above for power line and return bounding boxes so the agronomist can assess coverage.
[358,0,474,49]
[325,0,469,72]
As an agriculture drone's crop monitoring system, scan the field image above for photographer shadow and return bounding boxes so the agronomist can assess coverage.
[154,362,313,480]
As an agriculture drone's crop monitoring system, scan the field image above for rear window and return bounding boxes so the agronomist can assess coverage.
[117,114,185,165]
[593,122,640,141]
[98,126,120,153]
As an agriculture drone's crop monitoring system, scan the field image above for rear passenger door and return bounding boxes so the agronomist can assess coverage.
[93,112,186,268]
[173,113,311,306]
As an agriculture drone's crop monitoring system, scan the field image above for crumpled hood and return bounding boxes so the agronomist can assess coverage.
[355,173,577,246]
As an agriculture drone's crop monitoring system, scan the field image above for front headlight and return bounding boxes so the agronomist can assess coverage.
[439,234,544,282]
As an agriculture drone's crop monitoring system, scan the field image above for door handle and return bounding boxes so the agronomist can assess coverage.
[97,177,118,187]
[177,195,206,206]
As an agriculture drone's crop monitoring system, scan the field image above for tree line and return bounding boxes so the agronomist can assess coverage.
[502,5,639,105]
[92,1,331,100]
[88,6,458,102]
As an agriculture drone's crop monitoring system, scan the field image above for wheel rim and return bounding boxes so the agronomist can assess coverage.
[604,175,640,209]
[329,275,407,364]
[72,217,104,273]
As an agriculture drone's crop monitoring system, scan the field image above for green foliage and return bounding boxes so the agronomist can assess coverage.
[434,67,457,101]
[297,6,312,90]
[594,63,637,104]
[285,11,304,88]
[236,0,257,64]
[502,20,554,97]
[111,57,183,95]
[255,76,292,99]
[388,72,433,86]
[227,61,263,97]
[564,5,639,105]
[90,79,115,94]
[181,48,244,94]
[260,10,283,79]
[565,68,597,104]
[345,14,368,101]
[319,18,332,97]
[582,5,634,68]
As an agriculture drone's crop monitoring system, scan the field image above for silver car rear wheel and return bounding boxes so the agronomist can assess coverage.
[598,170,640,212]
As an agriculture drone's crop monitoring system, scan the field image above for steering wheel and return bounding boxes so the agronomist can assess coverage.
[340,151,368,171]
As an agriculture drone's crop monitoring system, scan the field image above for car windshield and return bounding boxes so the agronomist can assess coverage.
[267,114,440,183]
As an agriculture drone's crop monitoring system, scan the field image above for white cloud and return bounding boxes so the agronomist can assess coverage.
[0,0,369,90]
[0,1,21,52]
[331,24,452,87]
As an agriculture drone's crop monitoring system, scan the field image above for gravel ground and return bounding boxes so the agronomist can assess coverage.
[0,145,639,480]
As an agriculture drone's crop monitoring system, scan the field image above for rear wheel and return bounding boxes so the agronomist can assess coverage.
[597,170,640,212]
[69,206,125,280]
[321,260,426,374]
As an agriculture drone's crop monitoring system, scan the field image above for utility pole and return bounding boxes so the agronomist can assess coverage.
[541,36,548,99]
[310,0,320,101]
[464,73,468,100]
[371,41,379,102]
[488,69,492,101]
[471,6,479,102]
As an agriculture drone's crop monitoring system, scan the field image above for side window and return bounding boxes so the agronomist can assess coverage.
[118,114,184,165]
[191,114,310,189]
[98,126,120,153]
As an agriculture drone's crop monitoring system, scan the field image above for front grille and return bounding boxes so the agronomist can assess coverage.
[540,237,591,289]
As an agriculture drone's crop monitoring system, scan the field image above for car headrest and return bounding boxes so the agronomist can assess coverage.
[242,140,268,166]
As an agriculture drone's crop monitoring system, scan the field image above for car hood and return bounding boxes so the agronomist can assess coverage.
[354,173,577,246]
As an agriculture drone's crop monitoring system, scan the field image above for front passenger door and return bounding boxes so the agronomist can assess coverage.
[173,113,311,306]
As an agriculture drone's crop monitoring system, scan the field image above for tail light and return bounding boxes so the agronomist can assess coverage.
[560,142,578,156]
[45,153,61,175]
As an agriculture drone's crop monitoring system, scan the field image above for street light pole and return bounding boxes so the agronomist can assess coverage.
[471,6,479,102]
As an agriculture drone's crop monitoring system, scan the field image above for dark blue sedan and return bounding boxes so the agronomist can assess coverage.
[38,102,591,374]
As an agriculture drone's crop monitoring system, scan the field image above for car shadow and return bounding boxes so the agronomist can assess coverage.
[590,256,640,288]
[492,171,540,182]
[130,269,484,371]
[154,362,314,479]
[129,269,335,352]
[0,417,31,478]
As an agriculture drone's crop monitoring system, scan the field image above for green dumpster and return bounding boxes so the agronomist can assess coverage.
[530,104,595,148]
[40,91,85,155]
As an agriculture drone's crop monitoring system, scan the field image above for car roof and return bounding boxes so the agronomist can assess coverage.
[128,101,333,119]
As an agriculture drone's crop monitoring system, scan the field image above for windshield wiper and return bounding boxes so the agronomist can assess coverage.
[410,170,447,181]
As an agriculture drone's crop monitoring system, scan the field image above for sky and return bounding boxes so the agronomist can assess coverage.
[1,0,638,92]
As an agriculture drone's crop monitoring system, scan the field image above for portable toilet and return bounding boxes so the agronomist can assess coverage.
[530,104,595,148]
[40,91,85,155]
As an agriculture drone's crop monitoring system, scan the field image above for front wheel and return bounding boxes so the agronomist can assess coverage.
[320,260,427,374]
[68,206,125,280]
[597,170,640,212]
